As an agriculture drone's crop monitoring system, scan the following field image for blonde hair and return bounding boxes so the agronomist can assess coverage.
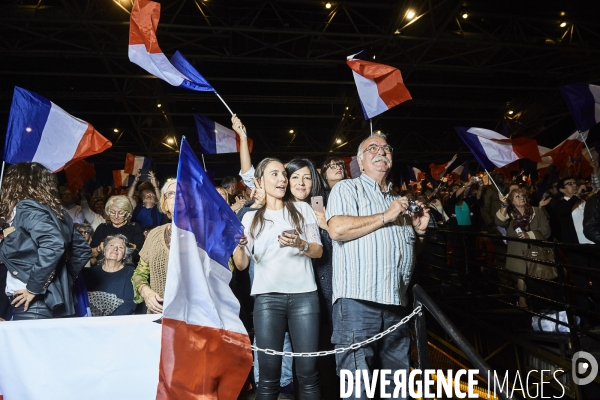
[160,180,177,217]
[105,195,133,218]
[215,186,229,204]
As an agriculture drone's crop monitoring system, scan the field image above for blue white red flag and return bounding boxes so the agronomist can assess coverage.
[129,0,215,92]
[4,87,112,172]
[341,156,361,178]
[124,153,152,174]
[113,170,134,190]
[540,130,588,169]
[347,51,412,119]
[429,154,457,181]
[455,127,541,170]
[195,114,253,154]
[407,166,424,182]
[157,137,252,399]
[451,162,470,182]
[560,83,600,132]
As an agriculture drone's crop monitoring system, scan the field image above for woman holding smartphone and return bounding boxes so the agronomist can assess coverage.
[496,187,551,308]
[233,157,323,400]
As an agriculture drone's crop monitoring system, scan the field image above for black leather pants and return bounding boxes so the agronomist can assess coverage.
[11,297,53,320]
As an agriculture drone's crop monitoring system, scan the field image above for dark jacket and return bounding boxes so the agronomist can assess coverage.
[584,194,600,244]
[0,200,91,316]
[554,196,580,244]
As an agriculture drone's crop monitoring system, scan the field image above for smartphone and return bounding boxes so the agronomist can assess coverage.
[311,196,324,214]
[515,227,523,234]
[139,169,152,182]
[282,229,296,236]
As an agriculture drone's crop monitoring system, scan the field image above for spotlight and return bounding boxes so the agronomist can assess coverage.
[113,128,119,133]
[25,127,32,132]
[406,10,415,19]
[157,103,162,108]
[325,2,331,9]
[372,55,376,60]
[508,110,514,115]
[560,11,565,16]
[167,138,174,144]
[289,129,294,134]
[345,106,349,110]
[560,22,567,28]
[394,29,400,34]
[375,130,382,134]
[462,13,468,19]
[336,139,342,144]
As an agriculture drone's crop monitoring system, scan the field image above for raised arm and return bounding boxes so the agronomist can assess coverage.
[232,114,252,175]
[127,172,141,207]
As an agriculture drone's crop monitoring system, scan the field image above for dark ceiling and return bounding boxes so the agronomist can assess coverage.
[1,0,600,182]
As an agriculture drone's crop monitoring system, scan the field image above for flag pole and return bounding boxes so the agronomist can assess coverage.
[0,161,5,193]
[370,120,373,136]
[214,92,247,138]
[484,169,503,194]
[201,154,207,172]
[579,130,595,163]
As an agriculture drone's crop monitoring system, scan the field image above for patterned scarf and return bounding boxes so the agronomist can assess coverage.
[511,204,533,232]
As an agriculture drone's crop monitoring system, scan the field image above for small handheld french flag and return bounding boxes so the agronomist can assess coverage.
[347,51,412,120]
[124,153,152,175]
[4,87,112,172]
[195,114,253,155]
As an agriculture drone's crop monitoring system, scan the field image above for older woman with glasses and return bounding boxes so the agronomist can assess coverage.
[321,158,347,190]
[496,188,551,308]
[90,195,145,265]
[131,180,176,314]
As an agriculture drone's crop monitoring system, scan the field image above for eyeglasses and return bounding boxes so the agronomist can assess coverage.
[108,209,127,217]
[363,144,393,154]
[325,162,345,170]
[164,191,176,199]
[564,182,577,186]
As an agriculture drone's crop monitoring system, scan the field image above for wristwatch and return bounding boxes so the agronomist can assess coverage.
[302,241,309,252]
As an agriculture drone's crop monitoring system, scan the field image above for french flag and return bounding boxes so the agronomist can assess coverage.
[194,114,253,154]
[407,166,424,182]
[451,161,470,182]
[129,0,215,92]
[124,153,152,175]
[560,83,600,132]
[540,130,588,168]
[4,87,112,172]
[341,156,361,178]
[113,170,134,190]
[429,154,457,181]
[157,137,252,399]
[455,127,541,170]
[346,51,412,120]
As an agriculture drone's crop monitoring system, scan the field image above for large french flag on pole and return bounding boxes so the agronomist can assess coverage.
[4,87,112,172]
[560,83,600,132]
[455,127,541,170]
[124,153,152,174]
[346,51,412,120]
[129,0,215,92]
[194,114,253,154]
[157,137,252,399]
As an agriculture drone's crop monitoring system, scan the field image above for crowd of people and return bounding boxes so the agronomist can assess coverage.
[0,114,599,399]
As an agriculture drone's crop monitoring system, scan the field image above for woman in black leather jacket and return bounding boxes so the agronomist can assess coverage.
[0,162,91,320]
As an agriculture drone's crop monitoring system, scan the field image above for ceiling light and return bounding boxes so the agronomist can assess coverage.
[462,13,468,19]
[508,110,514,115]
[375,130,382,134]
[25,127,32,132]
[167,138,174,144]
[560,11,565,16]
[560,22,567,28]
[325,2,331,9]
[372,55,376,60]
[336,139,342,144]
[406,10,415,19]
[113,128,119,133]
[289,129,294,134]
[157,103,162,108]
[394,29,400,34]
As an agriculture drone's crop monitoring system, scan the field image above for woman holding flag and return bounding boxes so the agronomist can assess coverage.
[233,157,323,400]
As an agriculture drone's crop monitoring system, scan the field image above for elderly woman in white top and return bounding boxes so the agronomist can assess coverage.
[233,157,323,400]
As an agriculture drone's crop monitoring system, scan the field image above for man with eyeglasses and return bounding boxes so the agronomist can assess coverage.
[326,134,430,400]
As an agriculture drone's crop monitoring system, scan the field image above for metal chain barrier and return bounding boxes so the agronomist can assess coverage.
[250,304,422,358]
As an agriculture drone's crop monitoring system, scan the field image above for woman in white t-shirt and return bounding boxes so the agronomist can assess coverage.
[233,157,323,400]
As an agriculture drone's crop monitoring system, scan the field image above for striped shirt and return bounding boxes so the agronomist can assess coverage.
[326,174,416,306]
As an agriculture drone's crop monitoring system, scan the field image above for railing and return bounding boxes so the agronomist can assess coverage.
[415,228,600,398]
[412,284,514,400]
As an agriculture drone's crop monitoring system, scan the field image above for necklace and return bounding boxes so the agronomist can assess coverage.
[164,224,172,249]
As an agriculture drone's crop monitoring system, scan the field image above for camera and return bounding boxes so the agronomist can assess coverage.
[407,199,421,213]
